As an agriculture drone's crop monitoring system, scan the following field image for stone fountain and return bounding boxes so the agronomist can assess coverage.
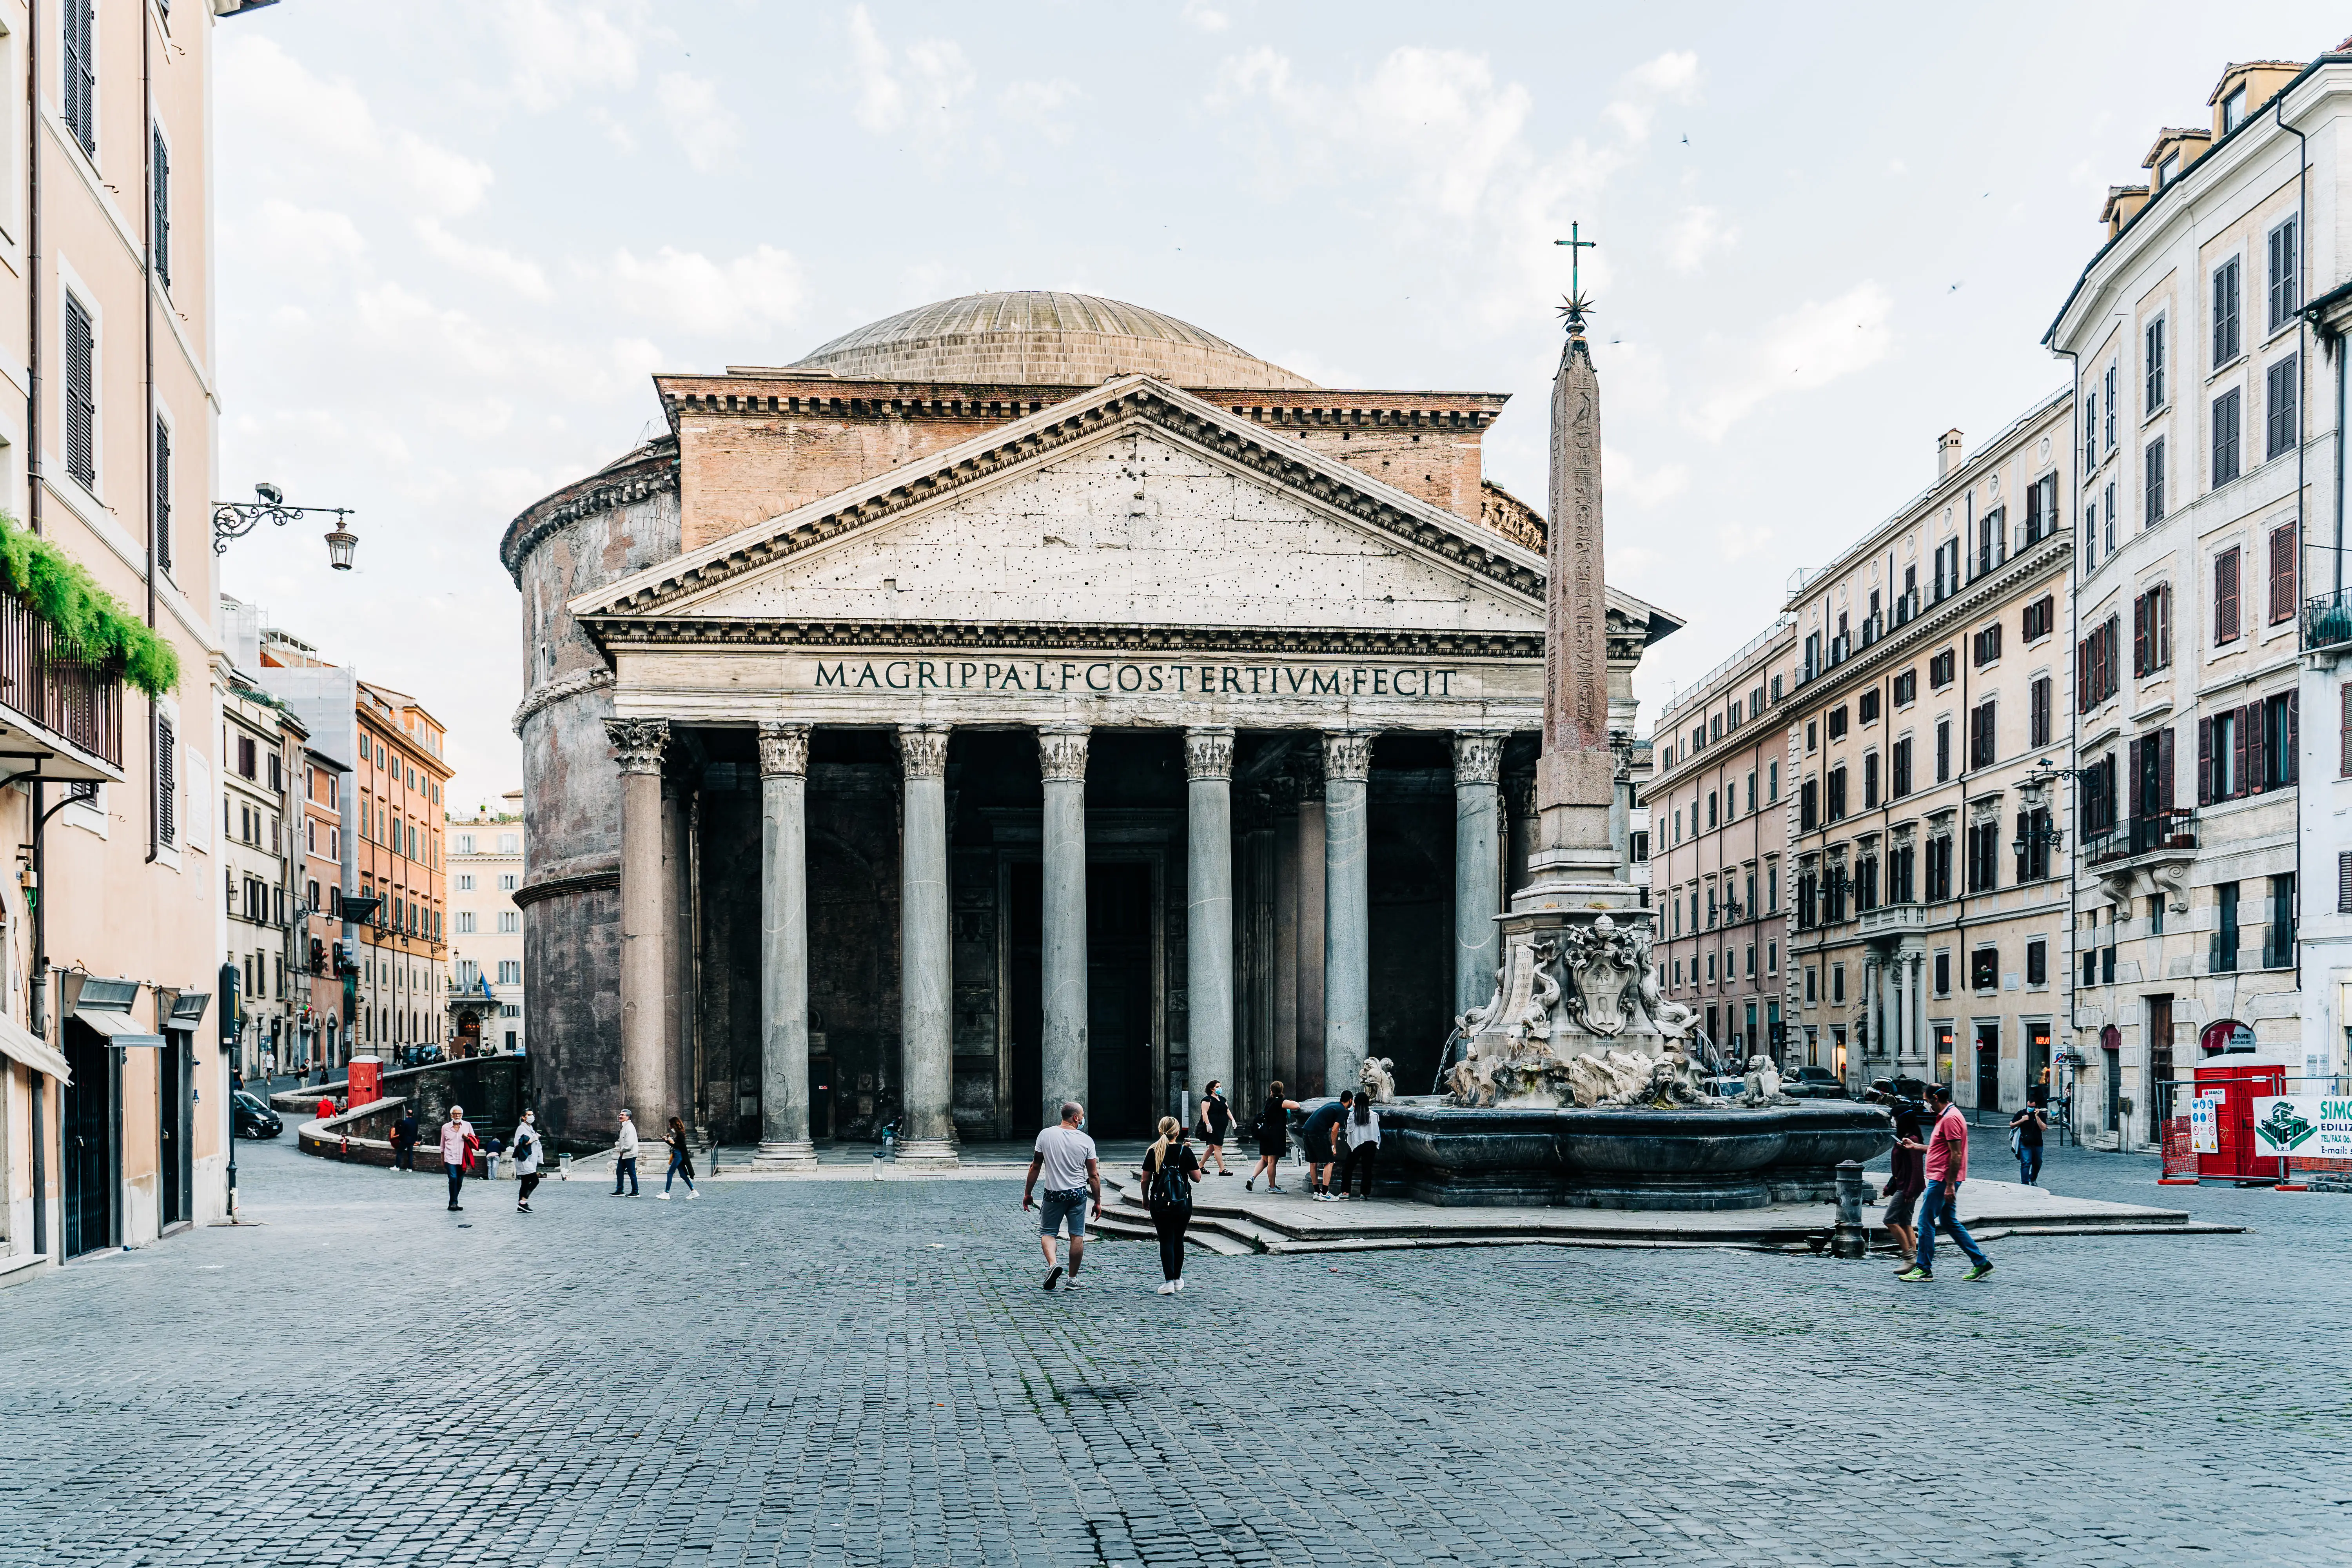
[1379,295,1889,1209]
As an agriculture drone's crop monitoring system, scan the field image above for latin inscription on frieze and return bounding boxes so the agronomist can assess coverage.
[810,658,1461,700]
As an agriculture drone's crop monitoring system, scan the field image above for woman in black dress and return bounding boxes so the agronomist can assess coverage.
[1245,1082,1301,1193]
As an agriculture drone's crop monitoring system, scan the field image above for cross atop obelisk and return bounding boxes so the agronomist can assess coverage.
[1523,229,1630,904]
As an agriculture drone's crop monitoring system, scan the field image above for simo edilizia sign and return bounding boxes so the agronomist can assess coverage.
[2250,1096,2352,1161]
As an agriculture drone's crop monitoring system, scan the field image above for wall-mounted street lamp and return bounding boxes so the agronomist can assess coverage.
[212,483,358,570]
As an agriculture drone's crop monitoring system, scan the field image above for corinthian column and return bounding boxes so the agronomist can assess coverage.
[897,724,958,1169]
[1323,730,1373,1094]
[1184,727,1235,1107]
[754,723,817,1170]
[606,718,672,1127]
[1038,726,1090,1130]
[1453,732,1505,1016]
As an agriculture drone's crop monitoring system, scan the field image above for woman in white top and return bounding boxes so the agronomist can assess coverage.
[511,1109,544,1213]
[1335,1095,1381,1201]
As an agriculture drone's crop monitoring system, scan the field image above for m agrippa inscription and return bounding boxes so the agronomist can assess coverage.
[810,657,1464,699]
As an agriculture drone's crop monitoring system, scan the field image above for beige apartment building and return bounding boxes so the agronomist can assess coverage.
[220,672,303,1080]
[1783,399,2077,1106]
[2047,53,2352,1145]
[1647,621,1798,1066]
[447,793,524,1057]
[296,741,347,1071]
[0,0,274,1275]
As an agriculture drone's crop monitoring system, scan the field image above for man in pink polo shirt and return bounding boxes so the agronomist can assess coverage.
[1898,1082,1992,1283]
[438,1105,480,1213]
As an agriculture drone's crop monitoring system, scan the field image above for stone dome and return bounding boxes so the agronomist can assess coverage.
[789,290,1314,389]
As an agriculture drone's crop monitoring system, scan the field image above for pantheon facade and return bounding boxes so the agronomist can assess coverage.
[502,292,1679,1161]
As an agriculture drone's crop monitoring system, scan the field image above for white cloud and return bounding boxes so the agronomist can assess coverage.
[1601,445,1690,509]
[1182,1,1230,32]
[1663,205,1737,274]
[844,7,975,149]
[221,36,495,217]
[1604,51,1699,143]
[597,245,807,339]
[657,71,744,173]
[416,219,552,300]
[1000,79,1081,143]
[1687,281,1895,441]
[497,0,641,112]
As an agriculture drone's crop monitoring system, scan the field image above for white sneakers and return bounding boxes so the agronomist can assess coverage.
[1156,1280,1177,1294]
[658,1192,671,1200]
[688,1190,700,1200]
[1174,1277,1186,1292]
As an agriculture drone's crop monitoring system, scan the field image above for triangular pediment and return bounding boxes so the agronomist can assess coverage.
[572,376,1548,644]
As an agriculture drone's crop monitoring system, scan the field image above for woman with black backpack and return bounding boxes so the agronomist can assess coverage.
[1141,1116,1201,1295]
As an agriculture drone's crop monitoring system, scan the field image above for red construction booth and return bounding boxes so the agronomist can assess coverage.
[2194,1059,2286,1183]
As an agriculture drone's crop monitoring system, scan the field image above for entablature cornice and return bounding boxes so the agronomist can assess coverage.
[586,616,1546,661]
[1787,533,2071,712]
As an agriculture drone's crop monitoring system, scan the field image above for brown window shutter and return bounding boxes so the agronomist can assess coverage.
[2216,548,2240,641]
[2340,852,2352,914]
[2199,716,2214,804]
[2342,684,2352,778]
[2236,702,2257,797]
[2127,737,2143,821]
[2285,690,2298,785]
[2158,726,2176,812]
[2271,524,2298,623]
[2133,593,2148,675]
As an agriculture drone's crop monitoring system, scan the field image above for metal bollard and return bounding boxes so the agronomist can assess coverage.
[1831,1160,1870,1259]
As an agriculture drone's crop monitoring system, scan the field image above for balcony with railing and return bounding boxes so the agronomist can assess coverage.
[2208,923,2293,974]
[0,590,123,775]
[2304,587,2352,653]
[2084,808,2196,868]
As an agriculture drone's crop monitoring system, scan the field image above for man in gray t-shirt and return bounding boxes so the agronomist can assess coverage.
[1023,1101,1101,1291]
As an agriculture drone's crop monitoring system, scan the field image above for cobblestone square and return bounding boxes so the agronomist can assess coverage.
[2,1130,2346,1567]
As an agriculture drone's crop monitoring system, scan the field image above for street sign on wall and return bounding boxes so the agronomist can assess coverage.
[2251,1097,2352,1161]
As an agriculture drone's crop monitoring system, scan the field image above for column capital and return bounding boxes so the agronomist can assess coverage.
[604,718,670,775]
[1452,731,1506,786]
[757,722,811,779]
[1038,725,1090,783]
[897,724,951,778]
[1323,730,1373,783]
[1183,726,1235,781]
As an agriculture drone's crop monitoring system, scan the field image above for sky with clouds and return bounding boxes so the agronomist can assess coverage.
[212,2,2352,803]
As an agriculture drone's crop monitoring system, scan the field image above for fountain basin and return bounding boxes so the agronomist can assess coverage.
[1379,1098,1894,1210]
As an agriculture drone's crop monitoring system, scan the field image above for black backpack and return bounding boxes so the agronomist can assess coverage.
[1151,1149,1193,1209]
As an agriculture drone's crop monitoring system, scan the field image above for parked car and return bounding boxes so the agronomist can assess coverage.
[1780,1066,1851,1100]
[232,1091,283,1139]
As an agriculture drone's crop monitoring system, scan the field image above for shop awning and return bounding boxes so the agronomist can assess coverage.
[69,1009,165,1049]
[0,1013,69,1082]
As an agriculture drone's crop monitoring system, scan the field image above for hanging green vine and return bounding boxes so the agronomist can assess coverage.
[0,512,181,697]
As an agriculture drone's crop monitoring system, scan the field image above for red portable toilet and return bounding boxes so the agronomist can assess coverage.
[347,1054,384,1108]
[2193,1061,2286,1183]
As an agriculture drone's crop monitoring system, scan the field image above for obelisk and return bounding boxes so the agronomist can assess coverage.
[1519,305,1637,912]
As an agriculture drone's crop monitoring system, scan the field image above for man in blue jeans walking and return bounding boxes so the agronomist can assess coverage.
[1898,1082,1992,1283]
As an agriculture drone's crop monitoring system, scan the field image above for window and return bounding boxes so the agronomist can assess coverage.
[1799,778,1818,833]
[2021,597,2054,643]
[1894,670,1916,706]
[456,873,474,892]
[2016,807,2053,882]
[2205,708,2239,799]
[1975,506,2007,577]
[2024,473,2058,544]
[457,833,475,854]
[1891,737,1912,799]
[153,418,172,575]
[1805,966,1818,1004]
[1707,790,1718,830]
[1827,766,1847,822]
[1933,537,1961,601]
[1768,941,1778,974]
[2342,685,2352,778]
[2268,216,2300,331]
[2029,677,2053,750]
[2105,481,2117,554]
[2217,880,2241,971]
[2145,316,2166,411]
[152,126,172,290]
[2266,356,2300,460]
[236,736,256,779]
[498,911,520,934]
[63,0,95,154]
[2269,523,2298,624]
[1805,720,1817,752]
[1934,950,1951,995]
[2135,584,2173,675]
[1767,761,1778,802]
[2214,546,2241,644]
[2083,496,2099,573]
[1935,718,1952,784]
[155,717,176,847]
[2026,939,2048,987]
[2105,363,2118,450]
[1864,751,1880,809]
[1928,650,1955,690]
[1969,700,1996,770]
[2084,386,2099,470]
[1972,622,2002,668]
[1971,947,1998,991]
[2263,691,2298,790]
[65,296,95,490]
[1858,690,1880,724]
[456,911,475,935]
[1828,706,1848,740]
[2212,388,2241,486]
[2213,256,2241,366]
[2077,615,2121,708]
[2145,437,2165,525]
[1832,965,1846,1004]
[498,960,521,985]
[498,832,520,854]
[1967,821,1999,893]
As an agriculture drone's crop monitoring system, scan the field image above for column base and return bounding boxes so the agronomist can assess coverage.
[751,1140,819,1172]
[892,1138,962,1171]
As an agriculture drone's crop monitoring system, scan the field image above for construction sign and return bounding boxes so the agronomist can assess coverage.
[2250,1096,2352,1161]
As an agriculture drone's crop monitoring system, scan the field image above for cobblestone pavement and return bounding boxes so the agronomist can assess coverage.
[2,1128,2346,1568]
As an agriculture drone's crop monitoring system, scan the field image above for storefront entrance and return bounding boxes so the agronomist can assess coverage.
[62,1030,116,1258]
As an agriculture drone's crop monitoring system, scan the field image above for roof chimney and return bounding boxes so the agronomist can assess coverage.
[1938,429,1964,480]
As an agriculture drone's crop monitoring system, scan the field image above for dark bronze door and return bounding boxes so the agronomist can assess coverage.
[63,1032,114,1258]
[1086,863,1154,1139]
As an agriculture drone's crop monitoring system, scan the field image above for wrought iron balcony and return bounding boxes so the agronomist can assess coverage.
[2083,808,2196,867]
[2210,930,2241,975]
[0,590,123,773]
[2305,586,2352,653]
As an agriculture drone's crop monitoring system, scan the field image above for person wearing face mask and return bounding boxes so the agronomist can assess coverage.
[511,1109,544,1213]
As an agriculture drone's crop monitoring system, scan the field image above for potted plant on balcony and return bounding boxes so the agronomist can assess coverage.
[0,513,181,696]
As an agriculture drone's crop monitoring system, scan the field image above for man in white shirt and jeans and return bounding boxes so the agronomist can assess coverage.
[1023,1100,1101,1290]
